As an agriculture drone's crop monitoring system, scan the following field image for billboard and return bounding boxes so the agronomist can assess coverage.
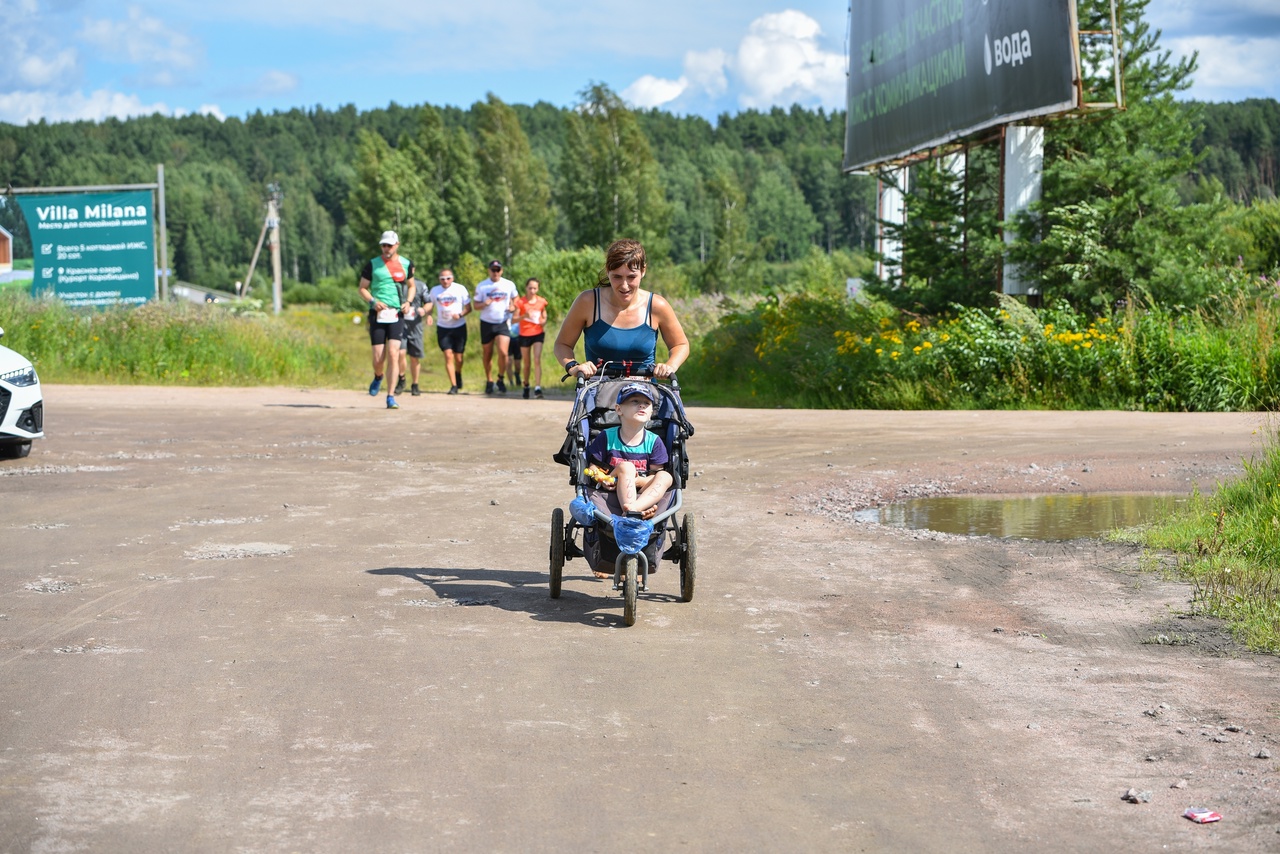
[844,0,1078,172]
[15,190,156,307]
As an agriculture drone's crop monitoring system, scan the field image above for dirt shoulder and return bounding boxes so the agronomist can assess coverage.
[1,387,1276,852]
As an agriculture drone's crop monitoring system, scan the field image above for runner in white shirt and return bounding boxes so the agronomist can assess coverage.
[424,268,472,394]
[473,260,519,394]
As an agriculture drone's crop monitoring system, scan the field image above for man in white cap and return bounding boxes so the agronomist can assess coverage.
[473,259,518,394]
[357,230,415,409]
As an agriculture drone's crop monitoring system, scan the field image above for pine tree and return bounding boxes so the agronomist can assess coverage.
[559,84,671,257]
[410,106,485,269]
[473,94,554,264]
[1008,0,1225,308]
[344,130,436,271]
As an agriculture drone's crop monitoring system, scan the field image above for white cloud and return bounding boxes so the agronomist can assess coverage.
[0,89,171,125]
[684,48,730,96]
[621,11,843,113]
[174,104,227,121]
[735,11,845,109]
[78,6,200,71]
[15,49,78,88]
[1167,34,1280,99]
[623,75,689,110]
[0,1,79,92]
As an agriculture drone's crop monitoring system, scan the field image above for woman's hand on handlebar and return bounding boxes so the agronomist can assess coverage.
[652,362,675,379]
[570,361,597,379]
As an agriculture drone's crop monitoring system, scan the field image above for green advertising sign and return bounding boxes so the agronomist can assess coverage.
[16,191,155,307]
[844,0,1078,171]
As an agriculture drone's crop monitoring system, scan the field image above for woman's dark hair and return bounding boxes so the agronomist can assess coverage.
[598,239,646,287]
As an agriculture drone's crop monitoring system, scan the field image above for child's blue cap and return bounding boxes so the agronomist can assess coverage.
[616,383,657,405]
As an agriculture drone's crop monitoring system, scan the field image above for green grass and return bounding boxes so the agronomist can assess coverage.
[1,292,348,387]
[1119,425,1280,652]
[0,291,579,394]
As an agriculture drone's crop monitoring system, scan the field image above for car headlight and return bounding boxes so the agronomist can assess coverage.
[0,366,39,387]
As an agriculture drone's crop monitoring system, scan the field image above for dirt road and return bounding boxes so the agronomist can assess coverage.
[2,385,1277,852]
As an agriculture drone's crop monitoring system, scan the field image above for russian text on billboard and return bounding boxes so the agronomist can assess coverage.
[844,0,1076,171]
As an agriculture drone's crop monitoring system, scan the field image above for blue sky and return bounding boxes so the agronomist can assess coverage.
[1,1,1277,125]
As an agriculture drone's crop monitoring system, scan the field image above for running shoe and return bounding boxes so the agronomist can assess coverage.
[448,386,459,395]
[368,375,383,396]
[410,384,421,396]
[522,385,530,399]
[534,386,543,399]
[485,381,495,395]
[496,378,507,394]
[395,377,406,395]
[386,395,399,409]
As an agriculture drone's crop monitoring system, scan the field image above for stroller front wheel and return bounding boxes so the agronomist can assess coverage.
[549,507,565,598]
[620,554,639,626]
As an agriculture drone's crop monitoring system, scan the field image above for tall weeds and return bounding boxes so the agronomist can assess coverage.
[0,292,347,386]
[683,287,1280,411]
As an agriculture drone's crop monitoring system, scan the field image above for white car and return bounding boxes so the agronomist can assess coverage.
[0,326,43,459]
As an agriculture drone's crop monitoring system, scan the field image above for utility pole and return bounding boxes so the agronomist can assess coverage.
[267,183,282,315]
[242,183,283,313]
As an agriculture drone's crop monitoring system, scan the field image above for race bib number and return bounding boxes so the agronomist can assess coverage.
[377,308,398,323]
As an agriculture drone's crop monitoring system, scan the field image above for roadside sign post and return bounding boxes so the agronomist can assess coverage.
[6,170,169,308]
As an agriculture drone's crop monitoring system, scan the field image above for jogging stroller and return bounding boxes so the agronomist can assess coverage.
[549,363,696,626]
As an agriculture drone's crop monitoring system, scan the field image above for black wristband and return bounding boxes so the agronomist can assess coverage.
[564,360,578,372]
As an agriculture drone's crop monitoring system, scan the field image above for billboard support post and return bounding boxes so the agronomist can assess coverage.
[157,164,169,301]
[875,168,908,284]
[1002,126,1045,300]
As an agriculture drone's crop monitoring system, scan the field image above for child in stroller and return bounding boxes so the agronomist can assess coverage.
[549,363,696,626]
[584,382,673,525]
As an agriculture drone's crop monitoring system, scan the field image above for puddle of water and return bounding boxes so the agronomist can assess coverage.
[856,493,1185,540]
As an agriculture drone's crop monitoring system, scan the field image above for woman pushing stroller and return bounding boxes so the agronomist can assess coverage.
[553,239,689,379]
[548,239,697,623]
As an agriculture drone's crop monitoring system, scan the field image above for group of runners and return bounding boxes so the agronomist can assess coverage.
[357,231,550,409]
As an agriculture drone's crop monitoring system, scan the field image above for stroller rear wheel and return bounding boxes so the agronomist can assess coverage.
[621,554,639,626]
[680,513,696,603]
[549,507,565,598]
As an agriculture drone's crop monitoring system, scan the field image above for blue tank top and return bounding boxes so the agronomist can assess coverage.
[583,289,659,367]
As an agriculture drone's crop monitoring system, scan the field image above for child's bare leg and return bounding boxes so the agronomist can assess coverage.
[628,471,673,517]
[612,461,638,510]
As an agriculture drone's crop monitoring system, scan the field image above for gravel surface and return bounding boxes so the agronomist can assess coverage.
[2,386,1277,852]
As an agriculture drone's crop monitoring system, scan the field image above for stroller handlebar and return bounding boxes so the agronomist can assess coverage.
[561,360,670,383]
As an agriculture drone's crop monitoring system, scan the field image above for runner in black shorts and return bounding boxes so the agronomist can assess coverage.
[425,268,472,394]
[368,314,406,346]
[437,324,468,355]
[507,321,524,390]
[479,319,508,345]
[474,261,518,394]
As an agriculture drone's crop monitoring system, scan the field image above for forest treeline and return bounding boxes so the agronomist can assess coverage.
[0,86,874,297]
[1,80,1276,304]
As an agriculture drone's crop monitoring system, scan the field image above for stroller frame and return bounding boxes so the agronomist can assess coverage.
[548,362,697,626]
